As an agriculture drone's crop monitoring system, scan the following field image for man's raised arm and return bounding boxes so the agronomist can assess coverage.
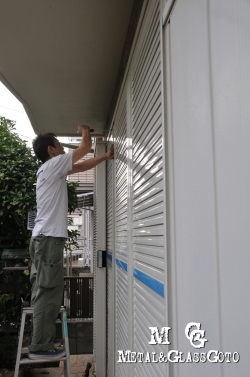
[68,144,114,175]
[72,125,92,164]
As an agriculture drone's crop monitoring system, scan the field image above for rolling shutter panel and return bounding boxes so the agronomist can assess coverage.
[106,0,167,375]
[114,90,129,377]
[93,166,97,361]
[131,1,167,376]
[106,146,115,377]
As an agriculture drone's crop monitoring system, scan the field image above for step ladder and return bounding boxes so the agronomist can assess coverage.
[14,306,71,377]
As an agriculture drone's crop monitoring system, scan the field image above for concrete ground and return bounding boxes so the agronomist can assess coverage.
[32,354,95,377]
[0,354,95,377]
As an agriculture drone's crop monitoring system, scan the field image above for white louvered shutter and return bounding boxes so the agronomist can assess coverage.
[106,0,167,375]
[130,1,167,376]
[93,166,97,361]
[27,211,37,230]
[114,88,129,377]
[106,140,115,377]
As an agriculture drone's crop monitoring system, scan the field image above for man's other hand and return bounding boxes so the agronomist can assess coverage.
[72,125,92,164]
[106,144,114,160]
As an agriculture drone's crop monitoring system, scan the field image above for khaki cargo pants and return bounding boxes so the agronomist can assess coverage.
[29,236,65,352]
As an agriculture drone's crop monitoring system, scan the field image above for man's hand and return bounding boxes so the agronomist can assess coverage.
[106,144,114,160]
[68,144,115,175]
[77,125,90,136]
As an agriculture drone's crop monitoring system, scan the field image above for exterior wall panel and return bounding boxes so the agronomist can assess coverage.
[209,0,250,373]
[163,1,221,375]
[163,0,250,376]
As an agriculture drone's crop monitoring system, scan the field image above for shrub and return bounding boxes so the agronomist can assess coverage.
[0,117,40,243]
[0,334,17,368]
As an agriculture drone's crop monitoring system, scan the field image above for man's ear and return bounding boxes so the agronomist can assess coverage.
[47,145,55,158]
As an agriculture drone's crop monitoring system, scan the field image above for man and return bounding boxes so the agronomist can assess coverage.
[28,125,114,360]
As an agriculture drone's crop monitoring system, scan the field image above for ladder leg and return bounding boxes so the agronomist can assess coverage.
[14,311,26,377]
[64,360,67,377]
[14,308,69,375]
[61,308,71,377]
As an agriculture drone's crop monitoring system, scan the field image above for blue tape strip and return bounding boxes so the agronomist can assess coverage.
[107,253,112,261]
[133,268,164,298]
[116,258,128,272]
[63,315,68,338]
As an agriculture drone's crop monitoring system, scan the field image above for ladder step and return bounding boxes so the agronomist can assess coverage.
[20,357,67,364]
[21,346,64,354]
[21,306,66,315]
[21,308,33,314]
[3,267,28,270]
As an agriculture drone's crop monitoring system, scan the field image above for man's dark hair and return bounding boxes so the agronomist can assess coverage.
[32,133,57,163]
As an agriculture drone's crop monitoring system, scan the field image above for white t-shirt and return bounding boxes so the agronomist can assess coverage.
[32,152,73,238]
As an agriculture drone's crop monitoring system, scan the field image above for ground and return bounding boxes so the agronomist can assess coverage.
[0,354,95,377]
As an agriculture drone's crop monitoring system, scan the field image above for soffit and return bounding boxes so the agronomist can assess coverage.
[0,0,134,136]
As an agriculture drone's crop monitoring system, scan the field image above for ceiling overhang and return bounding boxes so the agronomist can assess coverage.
[0,0,134,136]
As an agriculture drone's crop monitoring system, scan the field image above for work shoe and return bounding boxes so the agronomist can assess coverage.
[29,339,62,349]
[28,348,66,360]
[54,339,62,348]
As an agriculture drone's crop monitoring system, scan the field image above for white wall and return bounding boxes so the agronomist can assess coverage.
[163,0,250,375]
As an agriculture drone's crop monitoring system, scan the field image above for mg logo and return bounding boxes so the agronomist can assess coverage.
[185,322,208,349]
